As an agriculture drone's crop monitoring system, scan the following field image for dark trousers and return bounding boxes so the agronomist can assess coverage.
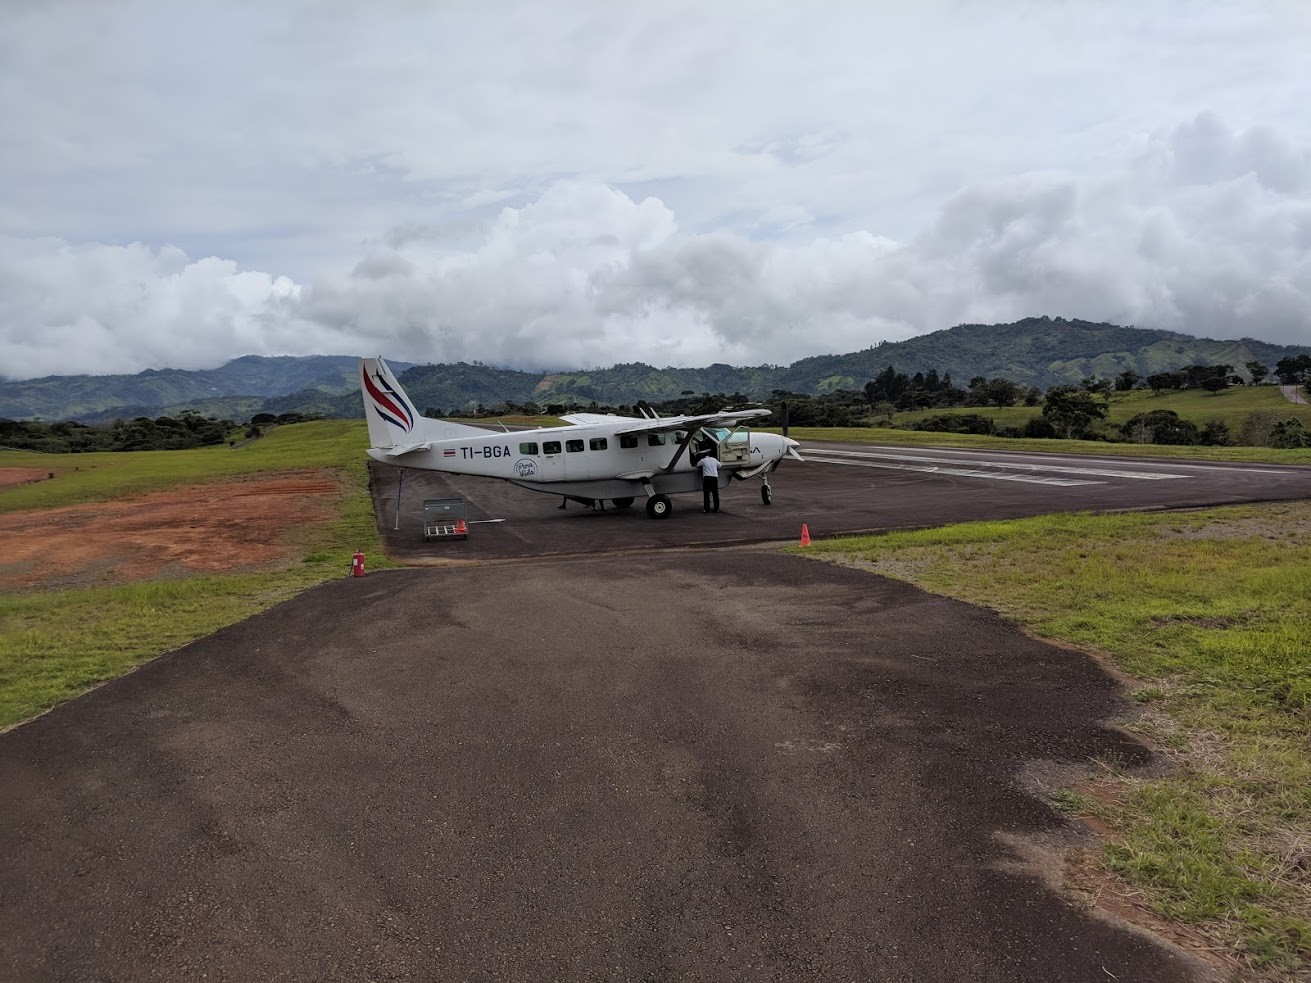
[702,476,720,512]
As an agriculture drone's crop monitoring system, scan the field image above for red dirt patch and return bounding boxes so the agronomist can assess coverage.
[0,468,54,489]
[0,471,342,591]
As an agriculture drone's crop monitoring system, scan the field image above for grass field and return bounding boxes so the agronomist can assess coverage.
[0,419,373,513]
[0,420,389,727]
[777,424,1311,466]
[892,383,1311,433]
[800,505,1311,977]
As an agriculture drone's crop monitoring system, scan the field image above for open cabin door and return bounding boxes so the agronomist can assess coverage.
[718,425,752,465]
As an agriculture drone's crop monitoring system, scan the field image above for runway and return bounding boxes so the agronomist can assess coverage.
[375,439,1311,561]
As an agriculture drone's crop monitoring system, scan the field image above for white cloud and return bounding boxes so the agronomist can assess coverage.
[1,3,1310,379]
[3,112,1307,381]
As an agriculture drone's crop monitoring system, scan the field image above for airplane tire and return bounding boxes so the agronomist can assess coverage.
[761,485,773,505]
[612,497,635,508]
[646,495,672,519]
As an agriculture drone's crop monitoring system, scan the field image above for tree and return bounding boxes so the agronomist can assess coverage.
[1269,419,1311,449]
[980,378,1022,408]
[1023,417,1057,438]
[1274,355,1311,385]
[1200,420,1230,446]
[1245,361,1269,385]
[1114,370,1140,392]
[1146,372,1181,395]
[1120,410,1200,445]
[1235,410,1285,447]
[1042,386,1107,439]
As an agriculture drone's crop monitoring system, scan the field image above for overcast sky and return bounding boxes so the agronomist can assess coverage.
[2,0,1309,380]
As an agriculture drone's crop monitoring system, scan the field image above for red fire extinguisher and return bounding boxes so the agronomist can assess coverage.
[351,550,365,578]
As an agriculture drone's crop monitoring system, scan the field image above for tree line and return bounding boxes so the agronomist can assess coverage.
[451,357,1310,449]
[0,411,319,453]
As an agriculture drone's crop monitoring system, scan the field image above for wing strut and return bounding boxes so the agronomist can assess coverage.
[661,424,705,474]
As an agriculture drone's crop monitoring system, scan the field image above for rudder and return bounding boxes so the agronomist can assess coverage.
[360,357,418,449]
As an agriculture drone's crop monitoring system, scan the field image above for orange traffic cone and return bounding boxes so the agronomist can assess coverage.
[454,519,467,536]
[799,523,811,547]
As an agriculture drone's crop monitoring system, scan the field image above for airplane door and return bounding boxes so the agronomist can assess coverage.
[719,426,751,465]
[535,438,566,482]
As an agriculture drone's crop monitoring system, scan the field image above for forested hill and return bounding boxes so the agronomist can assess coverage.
[2,319,1307,422]
[366,318,1308,414]
[0,355,376,422]
[779,316,1302,393]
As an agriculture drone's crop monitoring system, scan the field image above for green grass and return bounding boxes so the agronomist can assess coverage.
[891,384,1311,433]
[0,419,372,513]
[0,420,393,728]
[799,503,1311,974]
[773,424,1311,465]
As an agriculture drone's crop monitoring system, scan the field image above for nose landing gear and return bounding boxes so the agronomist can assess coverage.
[646,494,672,519]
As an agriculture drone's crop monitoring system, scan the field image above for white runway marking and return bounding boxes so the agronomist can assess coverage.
[805,454,1096,485]
[806,448,1192,485]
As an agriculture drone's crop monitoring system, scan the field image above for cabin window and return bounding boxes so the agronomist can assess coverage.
[619,435,639,449]
[543,441,562,455]
[566,439,585,453]
[589,437,608,451]
[647,433,666,446]
[674,430,688,444]
[519,441,539,455]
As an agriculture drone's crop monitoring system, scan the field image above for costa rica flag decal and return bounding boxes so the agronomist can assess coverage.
[362,365,416,433]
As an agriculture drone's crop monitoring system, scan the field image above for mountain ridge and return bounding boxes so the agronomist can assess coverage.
[2,318,1306,422]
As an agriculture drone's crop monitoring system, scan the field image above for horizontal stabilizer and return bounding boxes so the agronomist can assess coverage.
[382,442,433,458]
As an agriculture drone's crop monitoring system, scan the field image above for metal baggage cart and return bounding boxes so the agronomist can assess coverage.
[422,498,469,541]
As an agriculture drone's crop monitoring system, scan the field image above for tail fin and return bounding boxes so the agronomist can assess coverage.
[359,357,495,449]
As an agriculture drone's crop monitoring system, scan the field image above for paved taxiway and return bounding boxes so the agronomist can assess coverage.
[2,553,1211,981]
[5,439,1296,981]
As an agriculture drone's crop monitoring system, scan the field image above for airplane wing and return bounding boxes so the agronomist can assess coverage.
[613,409,771,436]
[560,413,641,426]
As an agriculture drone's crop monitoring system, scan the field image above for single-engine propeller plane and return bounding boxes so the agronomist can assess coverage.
[361,357,803,518]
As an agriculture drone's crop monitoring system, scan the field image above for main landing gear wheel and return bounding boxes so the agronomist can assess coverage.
[612,497,635,509]
[646,494,672,519]
[761,484,773,505]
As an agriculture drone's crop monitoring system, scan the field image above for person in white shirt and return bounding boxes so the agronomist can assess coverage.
[696,448,721,512]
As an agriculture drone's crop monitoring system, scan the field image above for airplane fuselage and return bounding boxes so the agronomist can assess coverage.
[367,422,794,499]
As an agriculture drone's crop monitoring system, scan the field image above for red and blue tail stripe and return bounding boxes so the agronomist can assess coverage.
[362,365,416,433]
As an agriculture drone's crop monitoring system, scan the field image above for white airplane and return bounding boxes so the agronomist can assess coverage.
[360,357,803,518]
